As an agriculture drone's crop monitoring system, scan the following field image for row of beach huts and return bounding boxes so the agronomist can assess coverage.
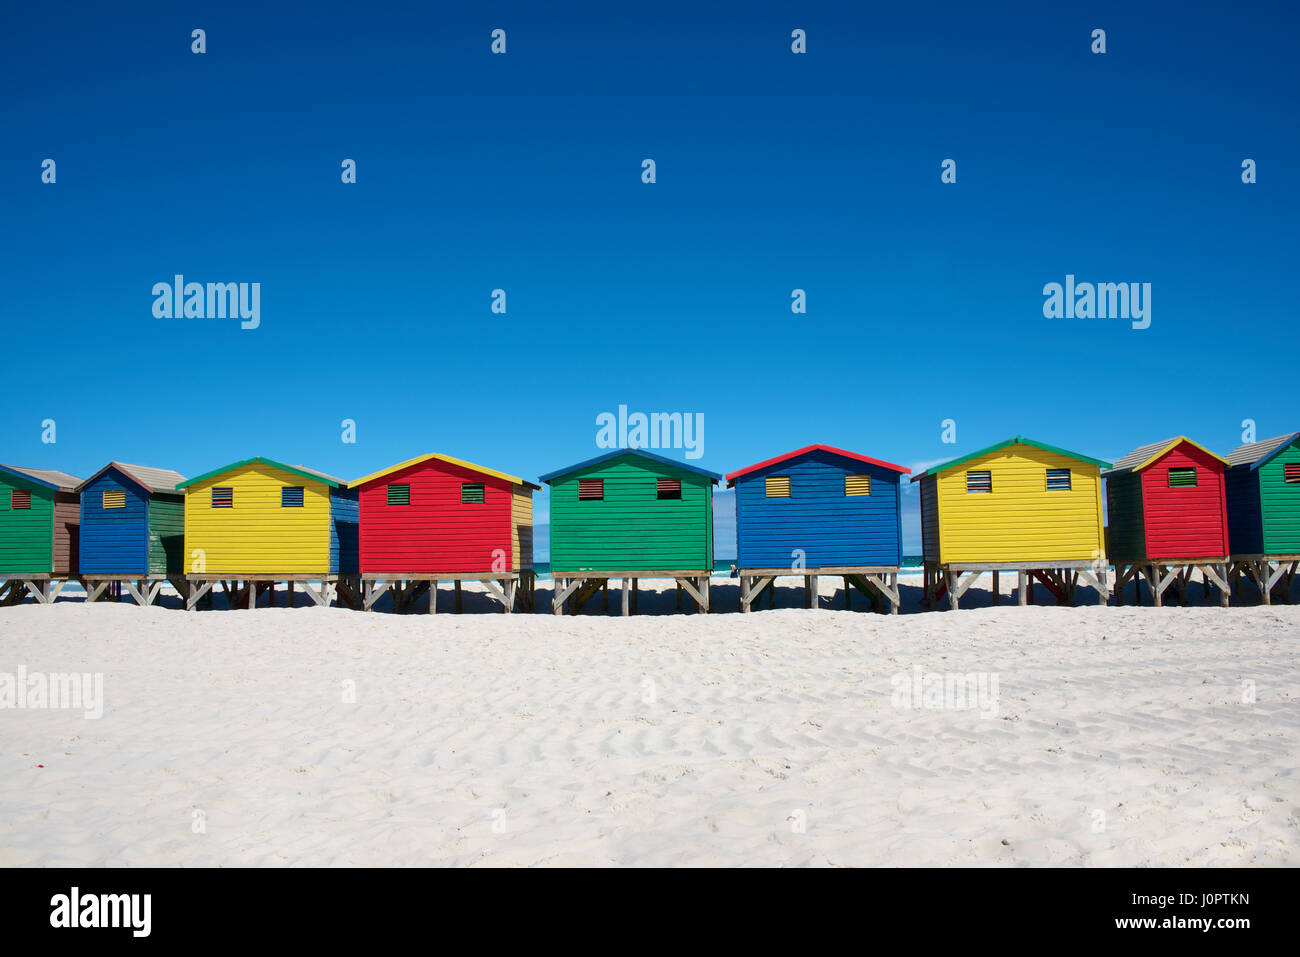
[0,434,1297,614]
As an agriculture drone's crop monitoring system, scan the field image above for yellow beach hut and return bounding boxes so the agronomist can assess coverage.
[911,436,1111,608]
[176,456,358,610]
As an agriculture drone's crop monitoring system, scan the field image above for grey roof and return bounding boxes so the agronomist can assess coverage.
[294,464,347,486]
[1,465,82,490]
[1103,438,1184,476]
[1225,432,1300,469]
[77,462,186,494]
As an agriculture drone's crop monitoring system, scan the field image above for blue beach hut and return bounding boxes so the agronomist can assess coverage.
[76,462,186,605]
[725,445,910,613]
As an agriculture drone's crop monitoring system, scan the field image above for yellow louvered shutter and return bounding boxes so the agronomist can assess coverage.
[845,474,870,496]
[765,476,791,498]
[103,489,126,509]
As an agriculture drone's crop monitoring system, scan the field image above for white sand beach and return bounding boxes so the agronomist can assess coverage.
[1,580,1297,867]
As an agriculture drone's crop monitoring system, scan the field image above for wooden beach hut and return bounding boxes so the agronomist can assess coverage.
[1224,431,1300,604]
[912,437,1111,608]
[1103,437,1231,607]
[726,445,910,613]
[0,465,81,605]
[352,452,540,613]
[75,463,187,606]
[175,457,358,610]
[540,449,719,615]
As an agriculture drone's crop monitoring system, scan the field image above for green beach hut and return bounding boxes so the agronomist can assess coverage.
[0,464,82,604]
[539,450,719,615]
[1225,431,1300,604]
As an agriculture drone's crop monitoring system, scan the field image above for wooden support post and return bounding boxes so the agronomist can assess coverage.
[622,577,630,616]
[429,580,437,614]
[455,580,463,613]
[1018,570,1027,606]
[947,569,959,610]
[632,578,638,614]
[992,570,1000,605]
[844,576,851,610]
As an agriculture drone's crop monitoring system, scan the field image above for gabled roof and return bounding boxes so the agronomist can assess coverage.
[1104,437,1226,477]
[352,452,541,491]
[1225,432,1300,470]
[910,436,1111,482]
[538,449,721,485]
[725,444,910,486]
[0,465,81,491]
[76,462,185,495]
[175,456,345,490]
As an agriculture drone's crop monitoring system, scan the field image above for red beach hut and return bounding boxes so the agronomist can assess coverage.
[352,452,539,613]
[1103,437,1231,606]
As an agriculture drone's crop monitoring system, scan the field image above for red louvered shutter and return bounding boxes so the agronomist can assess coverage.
[656,478,681,500]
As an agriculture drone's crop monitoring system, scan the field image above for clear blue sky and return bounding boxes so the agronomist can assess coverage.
[3,1,1296,556]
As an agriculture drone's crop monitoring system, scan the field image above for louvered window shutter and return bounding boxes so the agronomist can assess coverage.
[657,478,682,500]
[1045,469,1071,491]
[765,476,791,498]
